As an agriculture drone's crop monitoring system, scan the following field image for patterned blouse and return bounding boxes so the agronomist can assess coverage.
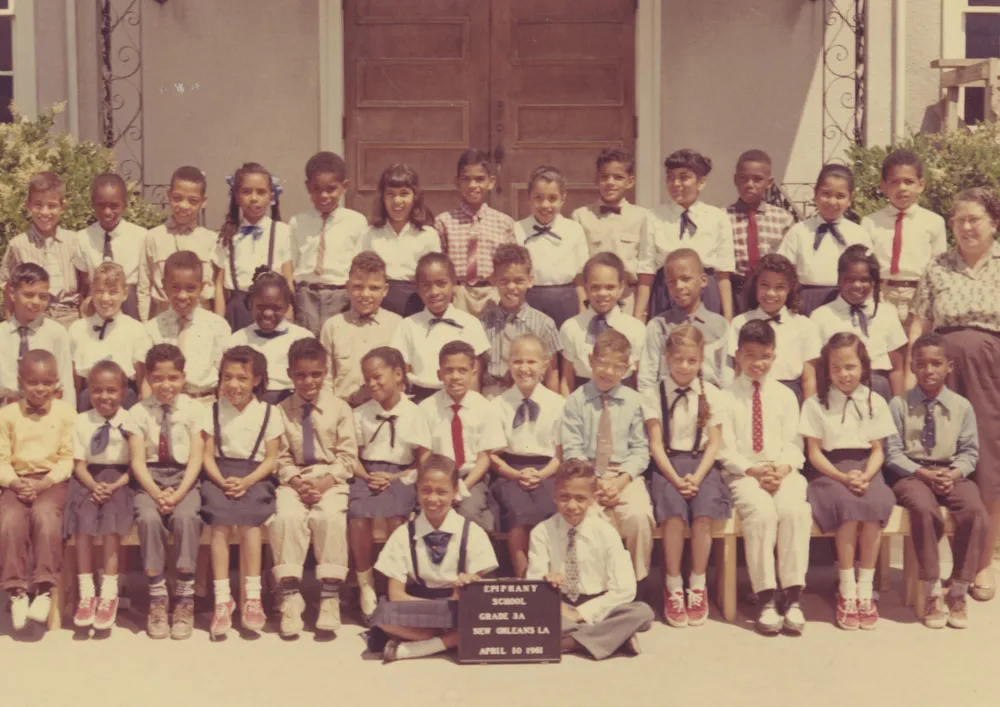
[912,242,1000,333]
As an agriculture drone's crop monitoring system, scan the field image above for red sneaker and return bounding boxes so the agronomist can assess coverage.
[73,597,97,628]
[242,598,266,633]
[836,593,860,631]
[686,588,709,626]
[664,589,688,628]
[857,597,878,630]
[210,599,235,641]
[93,596,119,631]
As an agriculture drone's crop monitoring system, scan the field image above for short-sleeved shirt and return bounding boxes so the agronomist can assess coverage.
[123,394,204,464]
[0,315,76,407]
[571,200,647,280]
[912,244,1000,333]
[139,224,218,308]
[798,386,896,451]
[479,302,562,382]
[355,396,422,465]
[727,307,821,381]
[73,408,130,464]
[403,390,506,475]
[717,376,805,476]
[637,200,736,276]
[201,397,284,462]
[641,376,722,452]
[726,201,796,277]
[559,306,645,379]
[213,216,292,292]
[146,308,232,393]
[862,204,947,281]
[375,509,499,589]
[560,381,650,479]
[637,305,729,392]
[776,215,872,286]
[228,321,315,392]
[361,222,442,282]
[68,313,152,379]
[77,220,147,286]
[513,214,589,286]
[0,227,86,307]
[491,384,564,458]
[390,305,490,390]
[289,207,369,286]
[810,296,907,371]
[321,308,402,404]
[435,203,515,284]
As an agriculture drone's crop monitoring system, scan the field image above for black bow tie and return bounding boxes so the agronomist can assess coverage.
[849,304,869,337]
[599,204,621,216]
[767,313,782,325]
[679,210,697,238]
[94,318,113,340]
[372,413,398,448]
[254,328,288,339]
[687,314,705,325]
[814,222,846,250]
[423,530,453,565]
[526,224,560,242]
[841,395,864,423]
[429,317,462,330]
[586,313,609,343]
[512,397,541,429]
[25,402,48,417]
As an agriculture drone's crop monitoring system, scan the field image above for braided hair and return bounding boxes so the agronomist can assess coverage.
[218,162,282,251]
[837,244,881,320]
[663,324,711,430]
[746,253,800,314]
[816,332,874,419]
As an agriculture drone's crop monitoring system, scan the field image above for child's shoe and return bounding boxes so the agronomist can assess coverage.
[922,595,948,629]
[27,592,52,624]
[242,598,266,633]
[686,588,708,626]
[74,597,97,628]
[170,601,194,640]
[93,597,118,631]
[147,598,170,639]
[782,601,805,635]
[210,599,235,640]
[756,597,782,635]
[316,597,342,633]
[946,595,969,629]
[279,592,305,638]
[857,597,878,630]
[663,589,688,628]
[836,593,859,631]
[10,593,29,632]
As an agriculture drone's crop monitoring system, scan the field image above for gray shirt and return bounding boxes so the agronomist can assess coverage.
[885,386,979,478]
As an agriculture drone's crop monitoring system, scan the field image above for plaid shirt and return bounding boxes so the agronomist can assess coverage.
[0,226,85,307]
[479,301,562,381]
[726,201,796,276]
[435,203,515,284]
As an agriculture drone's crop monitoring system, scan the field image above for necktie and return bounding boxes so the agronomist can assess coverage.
[526,224,560,242]
[372,413,398,447]
[314,213,330,277]
[94,318,113,340]
[239,224,263,239]
[451,403,465,470]
[751,381,764,454]
[890,211,905,275]
[466,233,479,284]
[254,328,288,340]
[176,314,192,351]
[679,210,697,239]
[585,313,609,344]
[849,304,870,337]
[663,387,691,450]
[841,395,863,423]
[301,403,317,466]
[90,420,124,456]
[813,222,846,250]
[599,204,621,216]
[158,405,172,463]
[563,527,581,603]
[746,208,760,271]
[428,316,462,331]
[767,313,782,325]
[102,230,114,261]
[595,394,613,475]
[512,397,540,429]
[423,530,453,565]
[16,326,29,360]
[921,399,937,452]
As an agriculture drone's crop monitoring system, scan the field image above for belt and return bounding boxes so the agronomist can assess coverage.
[298,282,345,291]
[186,388,216,399]
[461,280,491,288]
[883,278,919,287]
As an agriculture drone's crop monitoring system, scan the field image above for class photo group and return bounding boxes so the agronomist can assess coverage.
[1,142,998,663]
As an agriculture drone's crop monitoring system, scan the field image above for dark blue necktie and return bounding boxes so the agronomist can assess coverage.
[586,313,609,344]
[814,221,846,250]
[103,230,114,261]
[679,210,697,239]
[512,397,540,429]
[423,530,453,565]
[91,420,127,455]
[254,328,287,340]
[16,326,29,359]
[526,224,560,242]
[849,304,870,337]
[429,317,462,330]
[239,224,263,239]
[371,413,398,447]
[94,318,113,340]
[301,403,317,466]
[921,399,937,452]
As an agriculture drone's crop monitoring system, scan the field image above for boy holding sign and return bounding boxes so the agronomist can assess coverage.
[526,460,654,659]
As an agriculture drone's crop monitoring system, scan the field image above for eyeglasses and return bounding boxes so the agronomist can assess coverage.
[591,359,631,374]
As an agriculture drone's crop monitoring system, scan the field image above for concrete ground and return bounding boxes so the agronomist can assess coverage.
[1,542,995,707]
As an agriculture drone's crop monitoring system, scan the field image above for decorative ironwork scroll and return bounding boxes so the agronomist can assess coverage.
[823,0,866,164]
[99,0,146,194]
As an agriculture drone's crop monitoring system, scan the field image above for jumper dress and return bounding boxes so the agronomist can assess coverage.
[489,452,557,531]
[225,220,276,331]
[63,463,135,537]
[200,402,277,526]
[349,460,417,520]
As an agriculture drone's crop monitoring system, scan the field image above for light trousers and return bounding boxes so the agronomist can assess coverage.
[269,483,349,581]
[598,475,655,582]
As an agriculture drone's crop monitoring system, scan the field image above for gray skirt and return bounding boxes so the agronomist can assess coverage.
[63,464,134,537]
[489,453,557,531]
[807,448,896,533]
[649,451,731,525]
[224,289,254,331]
[201,457,276,527]
[525,284,578,329]
[385,280,423,318]
[870,370,891,403]
[797,284,838,316]
[370,589,456,629]
[348,461,416,520]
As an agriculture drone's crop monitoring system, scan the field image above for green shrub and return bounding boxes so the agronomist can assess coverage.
[0,103,165,249]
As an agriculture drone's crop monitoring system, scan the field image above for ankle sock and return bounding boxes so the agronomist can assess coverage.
[689,573,706,591]
[665,574,684,594]
[100,574,119,599]
[838,569,857,599]
[948,580,970,598]
[857,568,875,600]
[79,573,96,599]
[784,585,802,604]
[280,579,301,599]
[923,578,943,597]
[214,579,231,605]
[757,589,775,606]
[148,575,168,599]
[395,637,447,660]
[175,572,195,603]
[245,576,262,602]
[320,579,340,600]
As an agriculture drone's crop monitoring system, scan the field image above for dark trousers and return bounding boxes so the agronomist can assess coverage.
[892,476,989,583]
[294,285,349,336]
[0,481,67,592]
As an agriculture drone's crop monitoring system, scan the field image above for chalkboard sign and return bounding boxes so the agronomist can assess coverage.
[457,579,562,664]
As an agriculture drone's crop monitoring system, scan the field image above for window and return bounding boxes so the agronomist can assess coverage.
[0,0,36,124]
[944,1,1000,124]
[1,0,13,123]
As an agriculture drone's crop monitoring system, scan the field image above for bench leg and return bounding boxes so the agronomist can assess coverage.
[49,544,75,631]
[902,536,918,611]
[877,538,892,594]
[714,536,737,622]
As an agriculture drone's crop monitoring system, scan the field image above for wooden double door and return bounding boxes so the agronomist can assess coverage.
[344,0,636,221]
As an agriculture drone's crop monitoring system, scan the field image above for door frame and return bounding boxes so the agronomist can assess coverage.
[321,0,661,206]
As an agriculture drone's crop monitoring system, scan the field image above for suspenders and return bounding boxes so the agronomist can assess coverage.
[229,219,277,292]
[407,516,471,587]
[212,401,273,460]
[658,381,702,453]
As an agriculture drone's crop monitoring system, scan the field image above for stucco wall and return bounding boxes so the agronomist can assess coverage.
[905,0,943,133]
[32,0,69,133]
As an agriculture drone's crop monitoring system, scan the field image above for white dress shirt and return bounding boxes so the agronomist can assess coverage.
[862,204,947,280]
[526,513,637,624]
[717,376,805,476]
[355,396,422,465]
[810,296,907,371]
[361,222,441,281]
[389,305,490,389]
[727,307,822,381]
[799,385,897,451]
[513,214,589,286]
[123,394,203,464]
[228,321,315,392]
[201,397,284,462]
[69,313,152,379]
[559,306,645,378]
[290,207,369,285]
[492,384,564,457]
[402,390,506,475]
[776,215,873,286]
[213,216,292,291]
[73,408,131,464]
[146,307,231,393]
[637,200,736,275]
[0,315,76,408]
[641,376,722,452]
[77,220,147,285]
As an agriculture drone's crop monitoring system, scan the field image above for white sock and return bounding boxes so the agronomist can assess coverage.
[214,579,231,605]
[665,574,684,594]
[923,579,943,597]
[245,575,262,601]
[857,568,875,600]
[689,573,707,591]
[100,574,119,599]
[78,573,95,599]
[949,580,970,598]
[357,568,375,588]
[395,637,447,660]
[838,569,857,599]
[358,569,378,613]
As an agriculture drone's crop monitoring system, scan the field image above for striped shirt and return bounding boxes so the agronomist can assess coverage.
[479,301,562,382]
[434,203,515,284]
[726,201,796,276]
[0,226,85,307]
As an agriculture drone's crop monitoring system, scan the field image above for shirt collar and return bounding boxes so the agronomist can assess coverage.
[9,314,46,333]
[730,199,764,214]
[426,304,460,322]
[584,380,623,403]
[947,242,1000,275]
[291,390,328,415]
[555,512,596,540]
[829,385,868,405]
[531,214,562,231]
[27,225,65,246]
[809,214,843,228]
[459,202,487,222]
[415,508,463,538]
[314,207,337,222]
[667,198,701,214]
[666,375,701,398]
[735,374,768,391]
[239,215,271,232]
[834,295,874,315]
[345,308,383,325]
[435,388,469,409]
[908,385,955,412]
[588,305,620,325]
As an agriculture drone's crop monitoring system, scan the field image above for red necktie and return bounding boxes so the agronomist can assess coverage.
[466,237,479,284]
[890,211,904,275]
[751,381,764,454]
[746,209,760,272]
[451,403,465,469]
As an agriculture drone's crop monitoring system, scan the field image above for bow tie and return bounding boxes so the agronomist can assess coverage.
[428,317,462,331]
[849,304,870,337]
[423,530,453,565]
[372,413,398,447]
[512,397,541,429]
[24,402,48,417]
[94,318,113,340]
[586,313,609,344]
[841,395,864,424]
[687,314,705,325]
[354,312,377,325]
[766,313,782,325]
[239,224,264,239]
[679,210,697,239]
[813,221,846,250]
[91,419,128,455]
[166,218,195,235]
[525,224,560,242]
[599,204,621,216]
[254,328,288,339]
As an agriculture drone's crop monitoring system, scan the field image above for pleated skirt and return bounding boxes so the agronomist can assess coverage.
[201,457,276,527]
[63,464,134,537]
[648,451,731,525]
[348,461,416,519]
[807,448,896,533]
